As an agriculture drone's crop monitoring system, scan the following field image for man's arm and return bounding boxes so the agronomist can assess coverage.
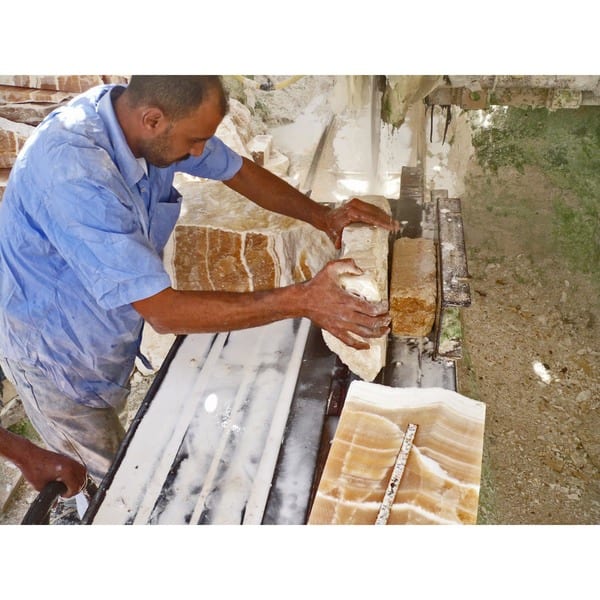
[134,157,398,348]
[224,157,399,248]
[0,427,87,498]
[133,259,390,350]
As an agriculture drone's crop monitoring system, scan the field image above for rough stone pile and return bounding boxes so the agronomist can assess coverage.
[0,75,127,201]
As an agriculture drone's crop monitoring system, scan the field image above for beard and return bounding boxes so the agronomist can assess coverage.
[139,130,190,168]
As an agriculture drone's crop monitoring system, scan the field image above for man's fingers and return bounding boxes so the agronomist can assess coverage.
[343,198,400,231]
[327,257,363,277]
[336,331,370,350]
[306,259,392,347]
[326,323,390,350]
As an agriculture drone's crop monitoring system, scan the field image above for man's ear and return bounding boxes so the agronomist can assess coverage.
[140,107,168,134]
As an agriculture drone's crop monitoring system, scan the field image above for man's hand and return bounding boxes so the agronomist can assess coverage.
[20,444,88,498]
[224,159,399,250]
[323,197,400,249]
[300,259,391,349]
[1,428,88,498]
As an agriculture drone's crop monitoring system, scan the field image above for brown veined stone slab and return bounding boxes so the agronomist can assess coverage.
[165,178,336,293]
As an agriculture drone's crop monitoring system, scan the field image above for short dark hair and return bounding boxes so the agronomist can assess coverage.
[126,75,229,121]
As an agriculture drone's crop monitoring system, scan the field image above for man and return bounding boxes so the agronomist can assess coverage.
[0,76,398,490]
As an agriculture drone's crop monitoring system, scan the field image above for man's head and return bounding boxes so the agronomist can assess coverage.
[118,76,229,168]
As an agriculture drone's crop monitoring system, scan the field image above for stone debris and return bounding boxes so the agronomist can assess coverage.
[0,460,22,514]
[0,377,26,517]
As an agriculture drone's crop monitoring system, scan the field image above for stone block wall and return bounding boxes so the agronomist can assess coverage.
[0,75,127,201]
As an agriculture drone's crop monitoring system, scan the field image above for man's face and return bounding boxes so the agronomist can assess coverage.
[140,93,224,168]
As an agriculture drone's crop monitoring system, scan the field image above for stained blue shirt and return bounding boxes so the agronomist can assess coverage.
[0,84,243,408]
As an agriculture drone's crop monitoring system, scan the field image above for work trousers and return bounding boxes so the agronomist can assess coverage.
[0,357,127,484]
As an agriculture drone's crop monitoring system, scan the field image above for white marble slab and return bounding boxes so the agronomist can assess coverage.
[90,318,310,524]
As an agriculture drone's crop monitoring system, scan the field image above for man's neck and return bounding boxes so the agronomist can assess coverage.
[112,87,142,158]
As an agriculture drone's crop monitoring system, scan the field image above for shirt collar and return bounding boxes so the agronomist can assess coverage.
[97,85,146,187]
[136,157,148,176]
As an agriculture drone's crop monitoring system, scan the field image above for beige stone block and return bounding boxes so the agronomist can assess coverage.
[247,134,272,166]
[264,148,289,178]
[321,195,390,382]
[0,103,58,126]
[390,237,437,337]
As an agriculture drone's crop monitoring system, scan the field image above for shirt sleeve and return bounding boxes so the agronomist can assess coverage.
[176,135,243,180]
[39,176,171,310]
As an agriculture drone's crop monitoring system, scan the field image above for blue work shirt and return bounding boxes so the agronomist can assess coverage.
[0,84,243,408]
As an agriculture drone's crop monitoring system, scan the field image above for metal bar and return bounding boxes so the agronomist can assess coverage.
[375,423,418,525]
[437,197,471,307]
[434,195,471,361]
[390,166,423,239]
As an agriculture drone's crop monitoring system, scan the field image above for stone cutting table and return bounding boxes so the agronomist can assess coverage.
[83,165,465,525]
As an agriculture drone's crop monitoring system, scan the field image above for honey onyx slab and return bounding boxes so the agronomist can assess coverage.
[308,381,486,525]
[165,179,336,292]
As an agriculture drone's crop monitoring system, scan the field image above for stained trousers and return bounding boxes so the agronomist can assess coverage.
[0,357,127,484]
